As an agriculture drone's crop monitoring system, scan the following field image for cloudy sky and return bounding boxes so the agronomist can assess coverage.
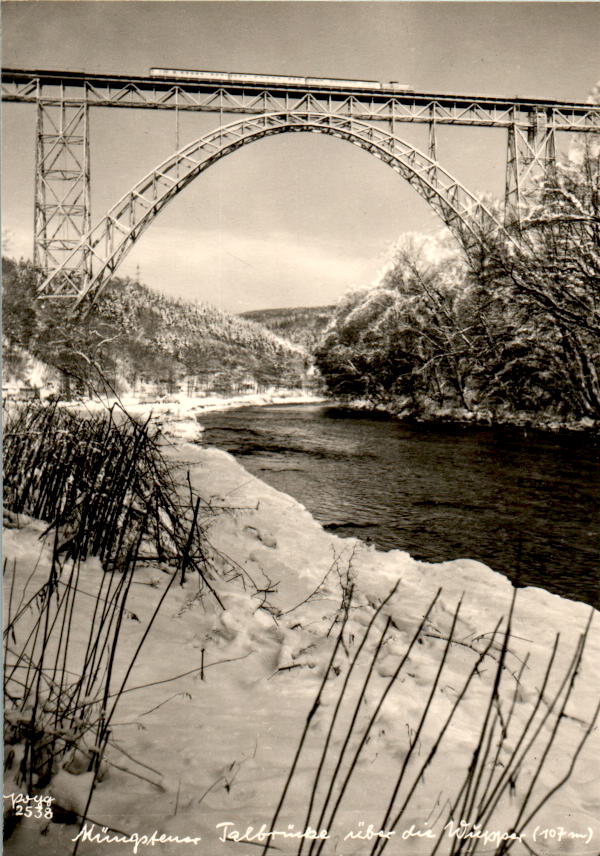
[2,2,599,312]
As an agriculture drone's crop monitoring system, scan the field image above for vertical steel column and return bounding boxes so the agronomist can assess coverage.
[504,116,521,227]
[428,104,437,162]
[32,90,44,270]
[504,108,556,228]
[33,82,91,296]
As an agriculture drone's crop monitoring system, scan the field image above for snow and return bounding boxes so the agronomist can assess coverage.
[56,390,329,442]
[3,428,599,855]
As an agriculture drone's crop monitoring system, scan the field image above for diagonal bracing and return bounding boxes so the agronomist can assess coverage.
[34,98,91,283]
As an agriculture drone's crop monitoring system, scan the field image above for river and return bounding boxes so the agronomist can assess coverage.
[198,403,599,608]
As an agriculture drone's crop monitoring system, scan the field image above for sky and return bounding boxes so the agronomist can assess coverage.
[2,1,599,312]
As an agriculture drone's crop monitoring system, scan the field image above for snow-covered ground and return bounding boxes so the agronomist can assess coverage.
[3,432,599,856]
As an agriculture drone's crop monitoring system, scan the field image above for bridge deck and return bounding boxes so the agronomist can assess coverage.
[2,67,599,131]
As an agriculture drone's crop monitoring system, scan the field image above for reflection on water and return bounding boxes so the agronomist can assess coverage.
[198,404,599,608]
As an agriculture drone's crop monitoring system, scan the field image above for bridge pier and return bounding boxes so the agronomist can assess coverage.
[34,92,91,296]
[504,108,556,228]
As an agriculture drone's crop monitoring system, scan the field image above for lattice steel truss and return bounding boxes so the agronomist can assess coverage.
[33,98,91,289]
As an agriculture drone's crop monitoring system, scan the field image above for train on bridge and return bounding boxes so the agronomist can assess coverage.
[149,67,413,92]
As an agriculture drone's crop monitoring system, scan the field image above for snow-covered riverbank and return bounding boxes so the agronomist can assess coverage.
[335,399,599,435]
[56,389,329,441]
[4,436,599,856]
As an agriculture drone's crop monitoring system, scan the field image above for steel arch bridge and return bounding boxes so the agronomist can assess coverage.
[39,112,503,304]
[3,67,599,303]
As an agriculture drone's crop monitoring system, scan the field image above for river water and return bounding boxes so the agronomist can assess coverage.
[198,404,599,608]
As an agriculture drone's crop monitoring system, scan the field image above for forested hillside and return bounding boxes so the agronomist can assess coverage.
[314,139,600,428]
[240,305,334,350]
[2,259,308,396]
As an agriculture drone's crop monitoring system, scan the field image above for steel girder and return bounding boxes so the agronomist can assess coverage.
[37,112,506,305]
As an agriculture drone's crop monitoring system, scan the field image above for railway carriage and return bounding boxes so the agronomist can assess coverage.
[149,68,412,92]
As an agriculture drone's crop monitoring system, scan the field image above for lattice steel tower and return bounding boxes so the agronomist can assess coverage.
[505,107,557,227]
[33,91,91,295]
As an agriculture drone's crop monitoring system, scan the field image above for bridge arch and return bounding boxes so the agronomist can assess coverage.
[38,112,505,304]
